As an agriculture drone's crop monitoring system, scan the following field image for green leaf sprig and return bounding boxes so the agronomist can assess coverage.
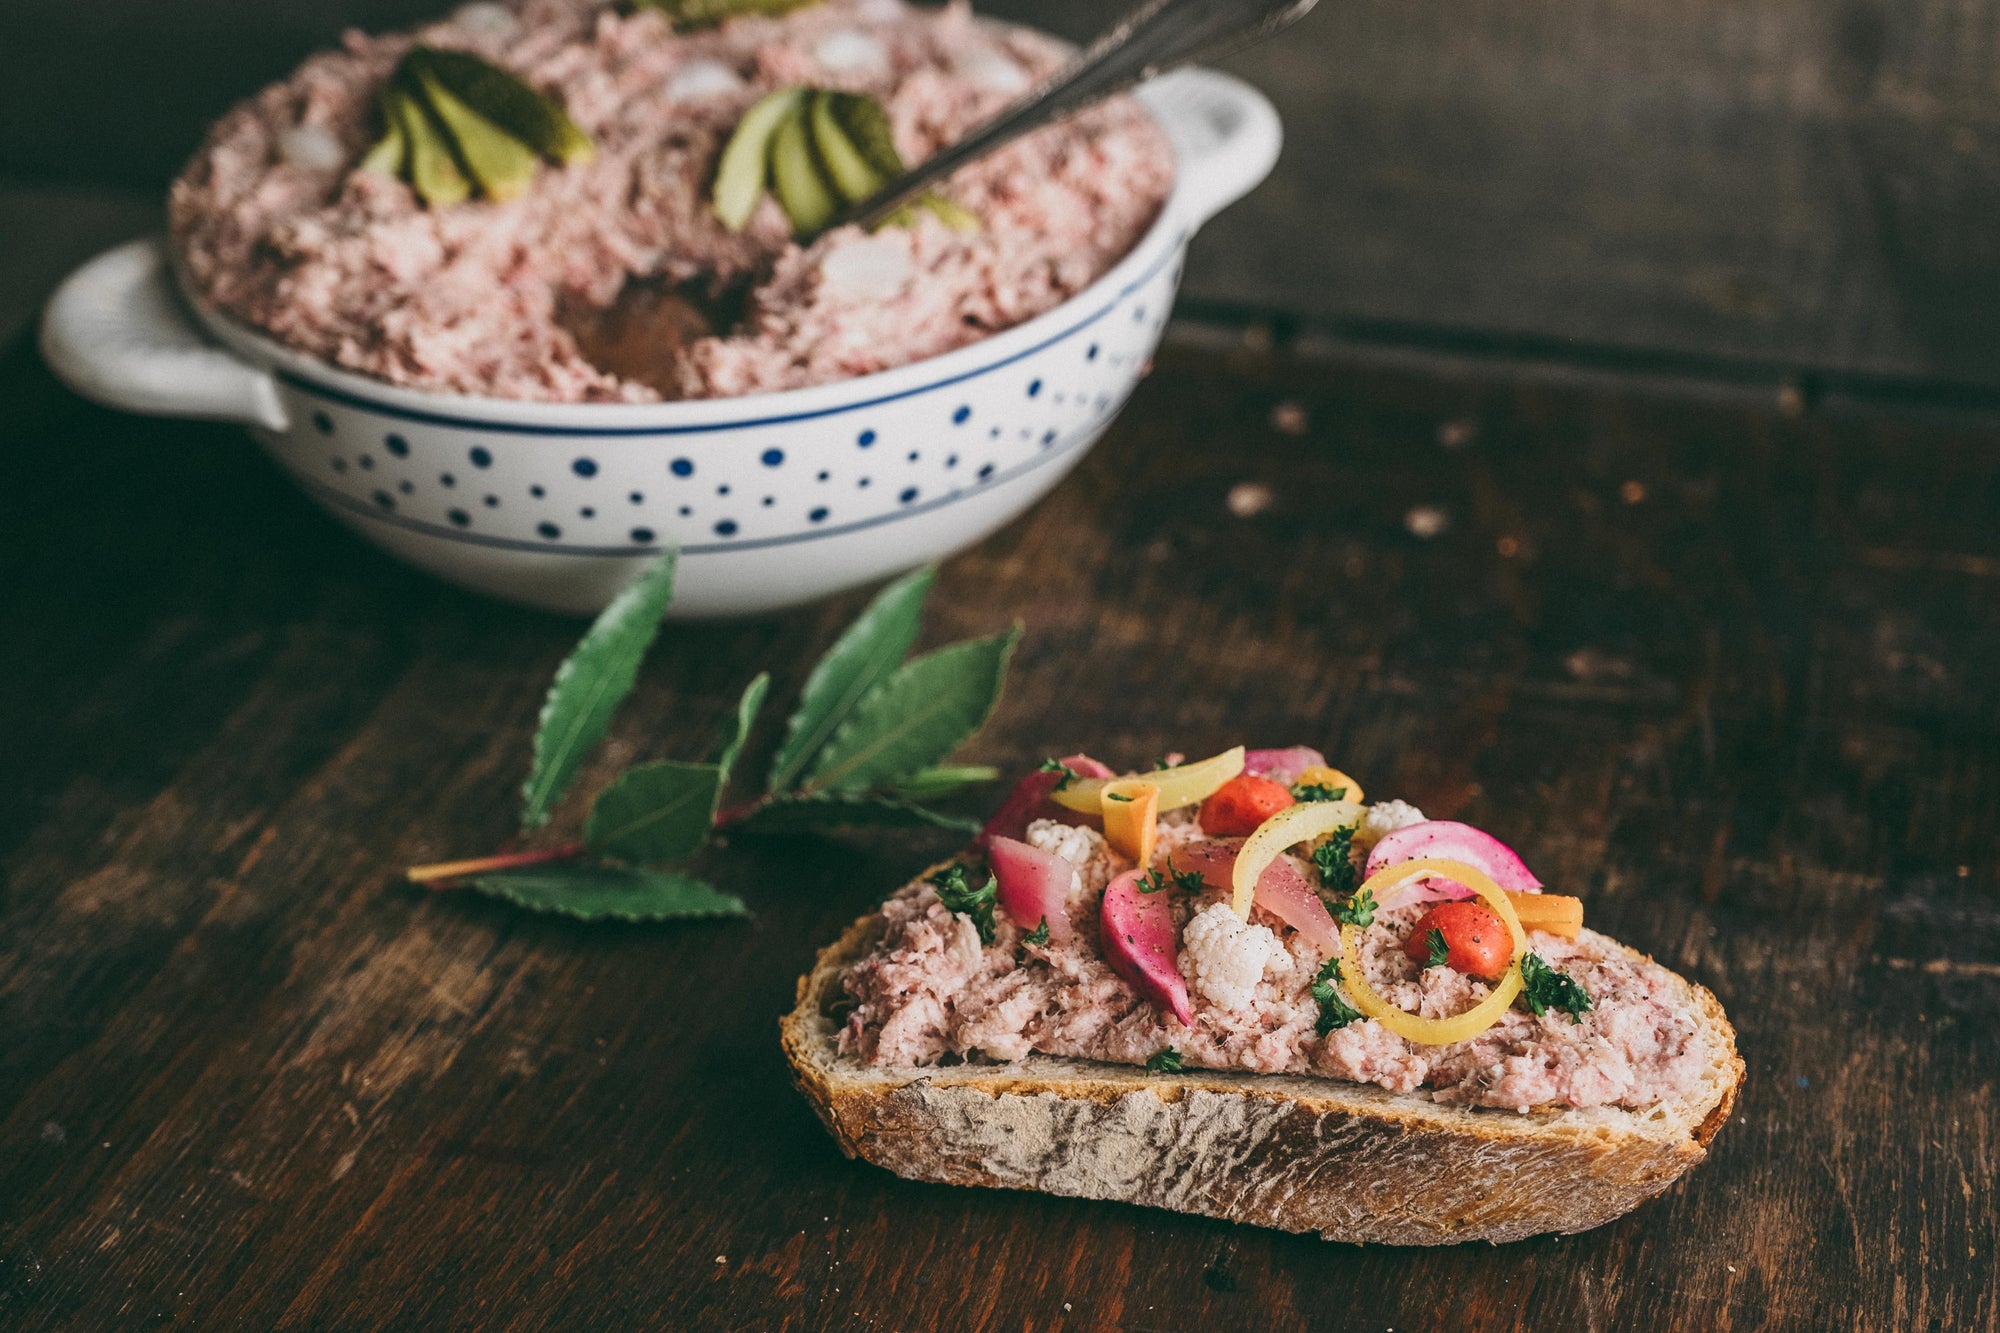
[358,46,593,206]
[1312,824,1359,900]
[711,85,977,238]
[1519,953,1594,1023]
[405,554,1017,922]
[929,864,999,944]
[1311,957,1361,1035]
[1333,886,1378,929]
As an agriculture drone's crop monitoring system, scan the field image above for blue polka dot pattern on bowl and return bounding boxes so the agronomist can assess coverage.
[272,254,1181,559]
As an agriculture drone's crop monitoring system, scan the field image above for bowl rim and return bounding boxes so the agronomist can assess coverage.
[184,88,1198,438]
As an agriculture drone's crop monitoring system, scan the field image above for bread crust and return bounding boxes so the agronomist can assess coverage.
[781,901,1743,1244]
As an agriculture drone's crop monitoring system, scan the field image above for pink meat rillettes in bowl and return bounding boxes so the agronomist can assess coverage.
[41,67,1280,616]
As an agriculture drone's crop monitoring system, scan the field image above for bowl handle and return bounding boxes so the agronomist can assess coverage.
[40,237,289,430]
[1140,67,1284,228]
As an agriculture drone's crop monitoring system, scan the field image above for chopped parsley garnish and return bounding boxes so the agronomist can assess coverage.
[1146,1049,1184,1073]
[1312,825,1359,900]
[1038,757,1078,791]
[930,864,998,944]
[1146,755,1182,772]
[1424,927,1450,969]
[1105,791,1133,802]
[1136,867,1207,895]
[1333,886,1377,928]
[1023,917,1050,947]
[1290,782,1349,803]
[1519,953,1593,1023]
[1311,957,1361,1034]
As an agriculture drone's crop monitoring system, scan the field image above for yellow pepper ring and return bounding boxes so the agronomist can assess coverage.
[1296,764,1364,805]
[1231,797,1363,918]
[1334,858,1529,1047]
[1049,745,1245,816]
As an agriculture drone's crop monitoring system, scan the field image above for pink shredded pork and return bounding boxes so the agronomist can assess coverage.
[168,0,1174,402]
[838,801,1711,1113]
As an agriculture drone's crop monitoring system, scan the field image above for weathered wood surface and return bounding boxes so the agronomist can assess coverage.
[2,328,1997,1330]
[14,0,2000,386]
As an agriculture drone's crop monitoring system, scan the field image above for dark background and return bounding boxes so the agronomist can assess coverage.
[10,0,2000,387]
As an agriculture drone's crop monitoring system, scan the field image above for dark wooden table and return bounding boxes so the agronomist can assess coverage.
[2,324,1996,1330]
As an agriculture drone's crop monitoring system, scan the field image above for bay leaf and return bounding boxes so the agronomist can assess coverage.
[520,548,678,828]
[766,566,933,793]
[713,671,769,786]
[584,760,722,864]
[734,794,981,836]
[472,864,746,922]
[802,626,1019,794]
[891,764,1000,802]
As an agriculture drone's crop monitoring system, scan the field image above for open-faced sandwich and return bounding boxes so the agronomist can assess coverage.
[782,745,1743,1244]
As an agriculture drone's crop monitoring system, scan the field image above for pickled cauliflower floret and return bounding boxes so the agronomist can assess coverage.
[1356,799,1427,850]
[1178,901,1283,1012]
[1024,819,1122,895]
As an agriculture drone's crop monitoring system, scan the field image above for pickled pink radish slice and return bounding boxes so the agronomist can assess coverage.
[1100,868,1193,1025]
[1364,821,1544,899]
[1243,747,1327,786]
[977,753,1117,846]
[1168,838,1340,957]
[987,835,1075,944]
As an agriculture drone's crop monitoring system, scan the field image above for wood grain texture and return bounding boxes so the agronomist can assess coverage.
[1,328,1996,1330]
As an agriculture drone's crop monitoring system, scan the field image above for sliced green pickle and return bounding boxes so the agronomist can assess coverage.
[769,104,836,236]
[357,92,409,176]
[808,92,887,203]
[414,68,539,201]
[712,87,804,231]
[827,91,905,179]
[398,89,472,208]
[411,46,593,165]
[639,0,823,30]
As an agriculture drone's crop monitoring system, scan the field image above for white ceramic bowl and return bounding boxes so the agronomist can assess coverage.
[42,69,1279,617]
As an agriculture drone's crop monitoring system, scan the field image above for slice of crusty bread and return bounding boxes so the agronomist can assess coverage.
[780,904,1744,1245]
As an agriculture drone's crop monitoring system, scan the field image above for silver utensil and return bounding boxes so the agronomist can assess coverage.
[823,0,1319,234]
[565,0,1316,388]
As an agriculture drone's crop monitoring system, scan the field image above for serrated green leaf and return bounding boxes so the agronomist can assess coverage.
[521,549,678,829]
[892,764,1001,802]
[471,864,746,922]
[766,566,934,793]
[803,626,1020,794]
[584,760,722,864]
[733,794,982,836]
[714,672,769,786]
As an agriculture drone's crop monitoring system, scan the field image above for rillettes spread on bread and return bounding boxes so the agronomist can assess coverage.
[836,746,1710,1113]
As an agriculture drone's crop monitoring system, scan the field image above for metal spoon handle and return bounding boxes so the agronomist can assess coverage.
[828,0,1317,233]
